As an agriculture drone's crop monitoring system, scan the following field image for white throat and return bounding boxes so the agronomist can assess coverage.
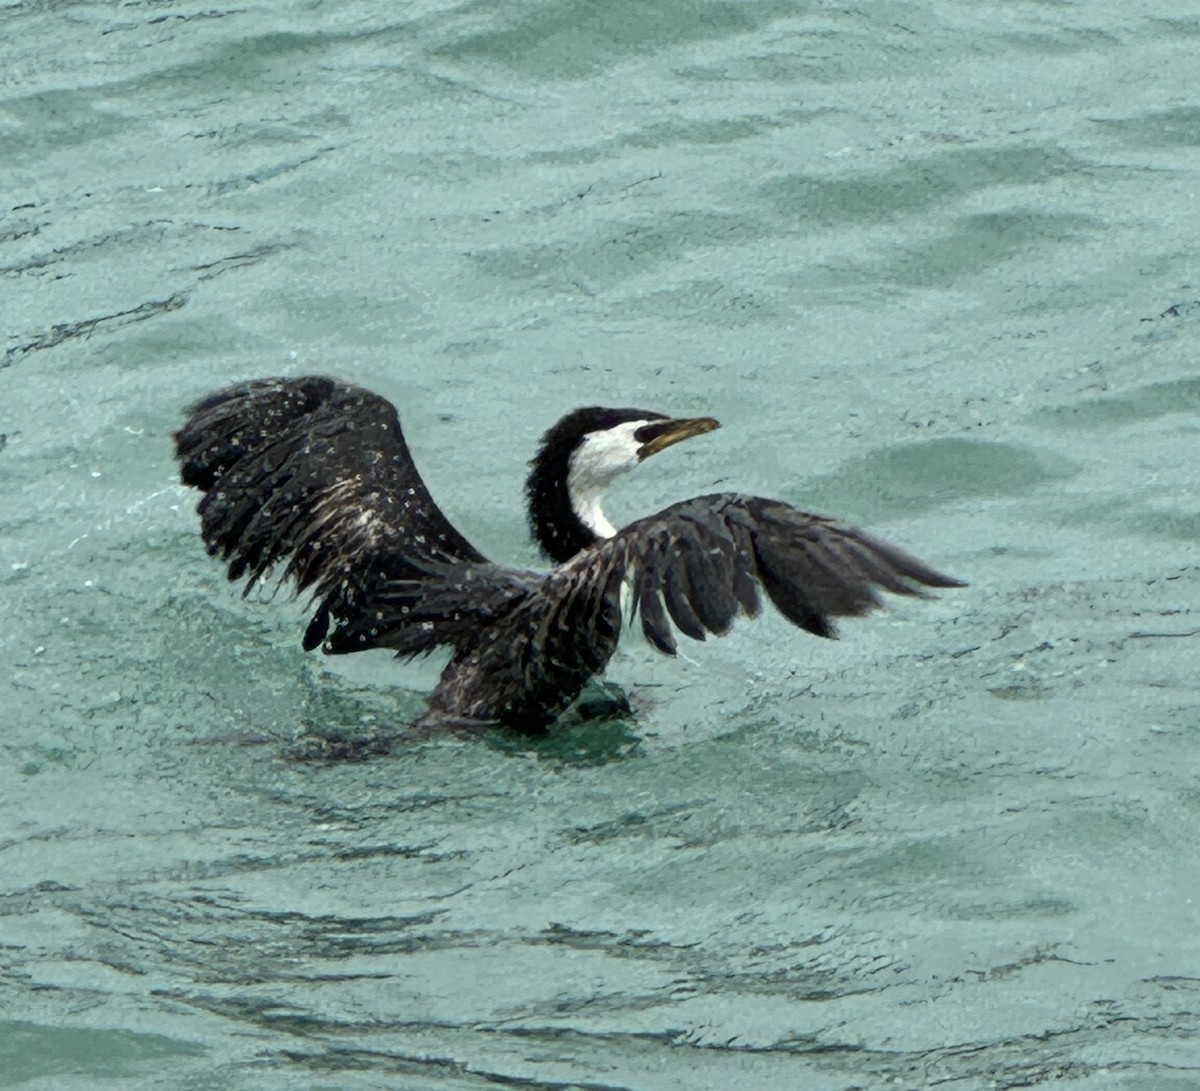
[566,421,649,540]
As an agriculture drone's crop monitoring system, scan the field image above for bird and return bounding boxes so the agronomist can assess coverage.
[174,376,964,734]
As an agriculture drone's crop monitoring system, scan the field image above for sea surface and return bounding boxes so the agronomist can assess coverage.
[3,1,1200,1088]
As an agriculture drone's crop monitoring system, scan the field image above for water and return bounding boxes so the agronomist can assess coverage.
[3,1,1199,1087]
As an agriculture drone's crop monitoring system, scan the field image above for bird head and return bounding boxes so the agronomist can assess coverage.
[526,406,720,563]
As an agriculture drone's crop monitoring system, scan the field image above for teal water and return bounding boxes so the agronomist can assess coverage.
[3,1,1199,1087]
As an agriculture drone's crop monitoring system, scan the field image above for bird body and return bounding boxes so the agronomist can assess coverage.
[174,377,963,732]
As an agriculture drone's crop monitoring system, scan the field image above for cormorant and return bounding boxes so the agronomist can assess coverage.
[174,376,963,732]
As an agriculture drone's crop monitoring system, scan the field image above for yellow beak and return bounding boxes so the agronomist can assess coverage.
[637,416,720,459]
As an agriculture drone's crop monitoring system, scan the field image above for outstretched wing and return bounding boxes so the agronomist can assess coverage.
[623,493,964,654]
[542,490,962,659]
[174,376,528,655]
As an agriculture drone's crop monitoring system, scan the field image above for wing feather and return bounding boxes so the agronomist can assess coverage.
[661,547,709,641]
[637,579,678,656]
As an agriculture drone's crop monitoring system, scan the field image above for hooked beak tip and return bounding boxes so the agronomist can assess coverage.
[638,416,720,459]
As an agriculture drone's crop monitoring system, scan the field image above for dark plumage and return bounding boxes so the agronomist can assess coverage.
[174,376,964,732]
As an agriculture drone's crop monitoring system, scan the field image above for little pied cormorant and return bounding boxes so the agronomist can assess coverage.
[174,376,963,732]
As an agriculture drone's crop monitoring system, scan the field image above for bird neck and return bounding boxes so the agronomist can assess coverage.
[525,445,609,564]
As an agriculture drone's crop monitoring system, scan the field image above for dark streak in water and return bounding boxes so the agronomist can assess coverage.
[2,292,190,368]
[201,146,337,196]
[2,234,300,368]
